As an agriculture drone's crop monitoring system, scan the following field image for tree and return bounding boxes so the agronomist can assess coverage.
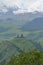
[21,34,24,38]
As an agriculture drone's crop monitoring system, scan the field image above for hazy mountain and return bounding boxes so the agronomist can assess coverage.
[0,10,43,25]
[22,17,43,31]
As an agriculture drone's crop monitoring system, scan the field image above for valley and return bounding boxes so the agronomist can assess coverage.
[0,11,43,65]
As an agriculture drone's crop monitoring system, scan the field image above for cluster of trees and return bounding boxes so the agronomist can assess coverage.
[17,34,24,38]
[5,50,43,65]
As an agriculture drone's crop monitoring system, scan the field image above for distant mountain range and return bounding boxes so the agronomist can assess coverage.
[0,7,43,42]
[0,9,43,26]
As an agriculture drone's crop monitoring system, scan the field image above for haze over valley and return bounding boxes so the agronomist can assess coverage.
[0,0,43,65]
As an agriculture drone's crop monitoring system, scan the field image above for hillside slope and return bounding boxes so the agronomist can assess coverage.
[0,38,43,65]
[22,17,43,31]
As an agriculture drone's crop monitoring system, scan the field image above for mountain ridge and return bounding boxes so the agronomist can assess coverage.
[22,17,43,31]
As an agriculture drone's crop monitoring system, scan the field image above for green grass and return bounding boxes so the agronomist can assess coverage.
[0,22,43,41]
[0,23,21,41]
[0,23,43,48]
[11,38,36,51]
[0,41,19,64]
[0,37,43,65]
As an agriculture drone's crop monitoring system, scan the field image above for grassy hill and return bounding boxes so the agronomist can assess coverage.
[0,12,43,65]
[0,16,43,45]
[0,23,21,41]
[0,23,43,48]
[21,17,43,47]
[0,40,21,65]
[5,50,43,65]
[0,37,43,65]
[0,22,43,44]
[0,22,43,54]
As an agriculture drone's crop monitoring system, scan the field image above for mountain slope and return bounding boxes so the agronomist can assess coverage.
[0,12,43,41]
[0,12,43,24]
[0,38,43,65]
[11,38,43,51]
[21,17,43,44]
[22,17,43,31]
[0,40,22,65]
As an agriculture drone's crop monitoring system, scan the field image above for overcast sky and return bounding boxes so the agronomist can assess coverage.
[0,0,36,7]
[0,0,43,12]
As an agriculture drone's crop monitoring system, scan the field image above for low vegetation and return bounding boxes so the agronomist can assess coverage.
[0,38,43,65]
[5,50,43,65]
